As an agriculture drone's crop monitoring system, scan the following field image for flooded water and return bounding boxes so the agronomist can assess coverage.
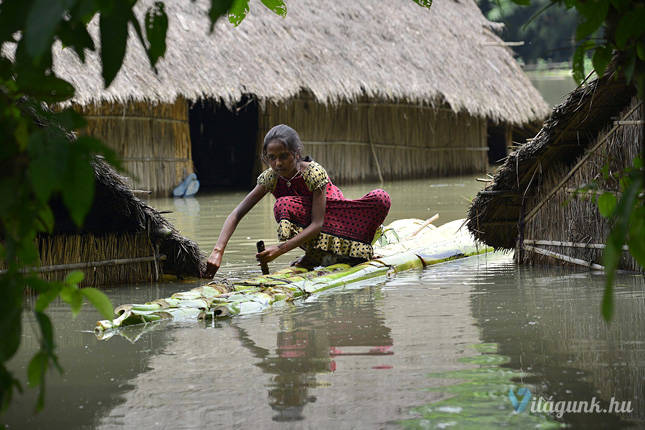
[527,71,578,107]
[5,177,644,429]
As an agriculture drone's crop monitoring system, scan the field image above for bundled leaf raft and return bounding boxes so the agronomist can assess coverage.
[94,218,492,337]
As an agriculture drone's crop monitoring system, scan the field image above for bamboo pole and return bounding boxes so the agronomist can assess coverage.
[1,255,166,275]
[524,239,629,250]
[409,214,439,237]
[523,245,604,270]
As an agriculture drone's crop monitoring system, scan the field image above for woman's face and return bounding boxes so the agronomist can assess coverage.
[265,140,298,177]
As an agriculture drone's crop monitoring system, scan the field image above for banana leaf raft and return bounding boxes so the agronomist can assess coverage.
[95,218,492,338]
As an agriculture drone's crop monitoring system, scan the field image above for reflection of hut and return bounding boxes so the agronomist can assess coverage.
[41,158,202,286]
[467,70,642,270]
[54,0,548,194]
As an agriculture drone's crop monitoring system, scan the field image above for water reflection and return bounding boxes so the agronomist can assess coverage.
[232,289,393,422]
[5,175,645,429]
[471,264,645,428]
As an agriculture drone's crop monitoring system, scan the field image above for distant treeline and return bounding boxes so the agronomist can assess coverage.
[477,0,579,66]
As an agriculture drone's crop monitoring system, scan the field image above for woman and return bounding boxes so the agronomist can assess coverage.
[203,124,391,277]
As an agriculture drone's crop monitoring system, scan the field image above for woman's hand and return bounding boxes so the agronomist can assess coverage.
[203,248,223,278]
[256,245,283,265]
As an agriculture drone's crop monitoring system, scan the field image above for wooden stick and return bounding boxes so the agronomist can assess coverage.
[524,239,629,251]
[0,255,166,275]
[524,101,643,225]
[523,245,604,270]
[256,241,270,275]
[409,214,439,237]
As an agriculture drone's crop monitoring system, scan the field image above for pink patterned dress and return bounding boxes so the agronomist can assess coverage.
[257,161,391,264]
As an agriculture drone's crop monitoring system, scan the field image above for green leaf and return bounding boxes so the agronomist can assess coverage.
[637,41,645,61]
[60,286,83,316]
[57,20,96,63]
[35,311,54,352]
[18,75,75,103]
[81,288,114,319]
[208,0,234,31]
[54,109,88,131]
[28,133,68,203]
[575,0,608,41]
[592,45,612,78]
[145,2,168,68]
[74,0,100,23]
[228,0,249,26]
[25,0,65,59]
[35,287,61,313]
[13,119,29,150]
[27,352,47,387]
[261,0,287,16]
[99,0,130,87]
[572,42,592,84]
[601,276,614,321]
[412,0,434,6]
[627,206,645,268]
[509,0,530,5]
[597,192,617,217]
[64,270,85,286]
[0,278,23,362]
[37,205,55,233]
[623,52,636,83]
[61,147,95,227]
[602,175,642,321]
[0,0,31,43]
[615,8,645,49]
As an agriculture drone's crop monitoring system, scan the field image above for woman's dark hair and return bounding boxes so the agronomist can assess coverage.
[262,124,312,161]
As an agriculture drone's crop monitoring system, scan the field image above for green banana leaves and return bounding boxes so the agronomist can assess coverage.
[95,218,492,338]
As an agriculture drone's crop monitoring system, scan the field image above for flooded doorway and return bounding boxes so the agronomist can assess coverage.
[189,96,259,190]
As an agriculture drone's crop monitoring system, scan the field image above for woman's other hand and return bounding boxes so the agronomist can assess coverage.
[256,245,283,265]
[203,248,223,278]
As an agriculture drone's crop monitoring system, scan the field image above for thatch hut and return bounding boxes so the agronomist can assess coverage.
[53,0,549,194]
[39,157,203,286]
[6,100,202,286]
[0,100,201,286]
[467,69,642,271]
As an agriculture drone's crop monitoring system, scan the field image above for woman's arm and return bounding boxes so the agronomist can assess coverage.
[203,184,268,277]
[256,188,326,264]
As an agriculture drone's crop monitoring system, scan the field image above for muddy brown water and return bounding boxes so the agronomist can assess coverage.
[5,176,644,429]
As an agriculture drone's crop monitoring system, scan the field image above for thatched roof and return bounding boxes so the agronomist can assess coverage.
[47,157,203,277]
[466,71,636,248]
[52,0,548,125]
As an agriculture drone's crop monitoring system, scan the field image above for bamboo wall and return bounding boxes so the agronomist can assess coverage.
[79,97,194,196]
[37,232,158,286]
[521,97,643,271]
[258,94,489,183]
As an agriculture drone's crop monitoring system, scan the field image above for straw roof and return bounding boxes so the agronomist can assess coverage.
[466,71,637,248]
[20,99,203,278]
[48,157,204,277]
[52,0,549,125]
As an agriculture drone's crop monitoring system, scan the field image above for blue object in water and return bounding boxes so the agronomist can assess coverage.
[173,173,198,197]
[184,178,200,197]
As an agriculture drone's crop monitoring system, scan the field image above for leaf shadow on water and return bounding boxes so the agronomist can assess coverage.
[400,343,562,429]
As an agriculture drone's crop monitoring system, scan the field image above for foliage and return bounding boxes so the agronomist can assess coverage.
[478,0,578,65]
[508,0,645,321]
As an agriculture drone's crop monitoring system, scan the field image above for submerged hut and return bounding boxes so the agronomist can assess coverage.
[467,69,642,271]
[41,157,203,286]
[54,0,548,194]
